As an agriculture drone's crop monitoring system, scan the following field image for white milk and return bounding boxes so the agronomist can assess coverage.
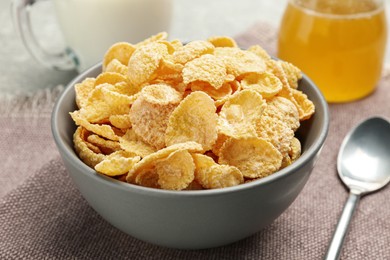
[53,0,173,71]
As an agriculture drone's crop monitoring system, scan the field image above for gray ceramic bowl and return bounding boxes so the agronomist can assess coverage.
[52,63,329,249]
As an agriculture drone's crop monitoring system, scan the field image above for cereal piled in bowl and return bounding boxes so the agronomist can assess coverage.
[70,32,315,190]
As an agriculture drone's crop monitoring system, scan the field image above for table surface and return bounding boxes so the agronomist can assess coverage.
[2,0,390,95]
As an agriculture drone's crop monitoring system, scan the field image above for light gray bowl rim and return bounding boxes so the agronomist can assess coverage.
[51,62,330,198]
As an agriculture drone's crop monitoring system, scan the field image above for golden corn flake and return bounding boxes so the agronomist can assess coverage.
[169,39,184,50]
[119,129,156,158]
[173,40,215,64]
[155,59,184,83]
[155,149,195,190]
[126,142,203,185]
[157,40,177,55]
[101,84,134,109]
[111,81,140,97]
[218,89,265,137]
[247,44,271,61]
[207,36,238,48]
[109,114,132,130]
[71,33,315,190]
[105,59,128,75]
[255,115,295,157]
[95,72,128,87]
[183,54,227,89]
[291,89,315,121]
[127,42,169,88]
[70,111,120,141]
[78,83,131,123]
[289,137,302,162]
[103,42,135,70]
[165,91,218,151]
[130,84,182,149]
[281,155,293,169]
[140,83,182,105]
[134,141,203,169]
[219,136,283,179]
[128,167,160,189]
[129,142,202,178]
[211,131,230,156]
[73,127,105,168]
[266,59,291,91]
[267,60,304,114]
[76,85,115,123]
[280,61,302,89]
[213,81,241,107]
[264,96,300,132]
[192,153,243,189]
[241,72,282,98]
[190,81,233,100]
[95,152,141,176]
[75,78,95,109]
[214,47,266,78]
[87,134,121,154]
[281,136,302,169]
[136,31,168,47]
[185,180,204,190]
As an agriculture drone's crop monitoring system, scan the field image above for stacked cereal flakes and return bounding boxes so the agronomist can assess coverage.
[70,32,315,190]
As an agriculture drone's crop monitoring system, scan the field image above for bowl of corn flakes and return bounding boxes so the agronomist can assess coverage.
[52,33,329,249]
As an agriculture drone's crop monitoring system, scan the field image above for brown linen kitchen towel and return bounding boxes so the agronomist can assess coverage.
[1,22,390,259]
[0,86,63,198]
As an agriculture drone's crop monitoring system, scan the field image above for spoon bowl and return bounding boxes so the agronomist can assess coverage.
[325,117,390,260]
[337,117,390,194]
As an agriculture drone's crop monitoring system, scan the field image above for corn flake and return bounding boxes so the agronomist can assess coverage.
[165,91,218,151]
[70,111,120,141]
[130,84,181,149]
[218,89,265,137]
[74,78,96,109]
[255,114,295,157]
[219,136,283,179]
[105,59,128,75]
[109,114,132,130]
[190,81,233,100]
[290,137,302,161]
[247,44,271,61]
[136,32,168,47]
[207,36,238,48]
[280,61,302,89]
[291,89,315,121]
[264,96,300,132]
[183,54,227,89]
[87,134,121,154]
[127,42,169,88]
[95,72,128,87]
[214,47,266,78]
[126,142,203,185]
[73,127,105,168]
[95,151,140,176]
[173,40,214,64]
[119,129,156,158]
[192,153,243,189]
[155,149,195,190]
[103,42,135,70]
[241,72,282,98]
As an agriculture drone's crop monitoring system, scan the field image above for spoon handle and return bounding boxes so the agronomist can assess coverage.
[324,192,361,260]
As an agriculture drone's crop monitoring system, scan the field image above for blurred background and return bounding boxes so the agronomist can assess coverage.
[1,0,390,94]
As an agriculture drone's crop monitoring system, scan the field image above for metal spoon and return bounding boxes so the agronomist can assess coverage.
[325,117,390,260]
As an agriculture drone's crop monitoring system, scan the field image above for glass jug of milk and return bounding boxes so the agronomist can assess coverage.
[12,0,173,72]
